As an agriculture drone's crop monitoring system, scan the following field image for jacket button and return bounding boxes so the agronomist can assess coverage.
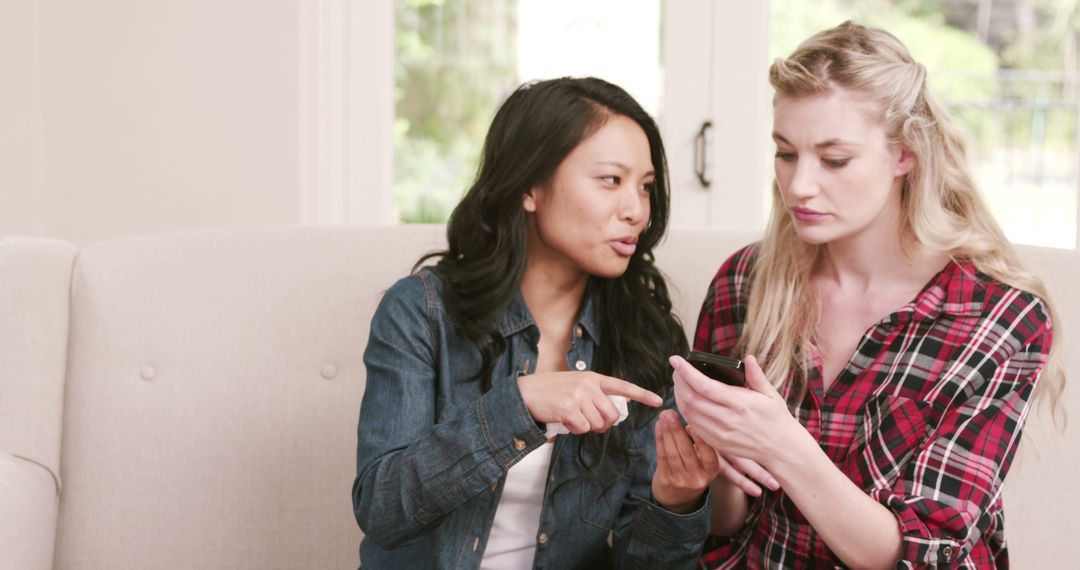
[942,545,953,559]
[140,366,156,381]
[537,532,549,544]
[575,325,584,338]
[574,360,587,371]
[514,438,526,451]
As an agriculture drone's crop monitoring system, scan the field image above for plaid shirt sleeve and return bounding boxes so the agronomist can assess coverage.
[694,246,760,568]
[693,245,756,357]
[867,292,1052,568]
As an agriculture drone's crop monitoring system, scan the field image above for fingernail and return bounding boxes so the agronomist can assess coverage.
[668,355,680,369]
[769,478,779,489]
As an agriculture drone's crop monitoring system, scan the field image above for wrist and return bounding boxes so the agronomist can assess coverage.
[654,490,706,514]
[770,420,824,485]
[711,475,745,499]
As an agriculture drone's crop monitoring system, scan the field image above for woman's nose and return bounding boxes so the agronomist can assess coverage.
[619,186,647,223]
[786,162,820,199]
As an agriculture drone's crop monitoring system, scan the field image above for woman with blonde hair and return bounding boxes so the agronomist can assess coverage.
[671,21,1064,568]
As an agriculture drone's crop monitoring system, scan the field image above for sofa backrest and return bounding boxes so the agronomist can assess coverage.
[53,226,444,569]
[1,226,1076,569]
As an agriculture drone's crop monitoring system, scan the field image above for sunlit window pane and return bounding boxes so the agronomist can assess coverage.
[394,0,662,224]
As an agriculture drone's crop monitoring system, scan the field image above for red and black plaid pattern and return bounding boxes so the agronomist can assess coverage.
[695,245,1052,569]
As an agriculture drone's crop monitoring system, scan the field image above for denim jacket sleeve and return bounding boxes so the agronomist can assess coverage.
[351,275,547,548]
[612,391,713,569]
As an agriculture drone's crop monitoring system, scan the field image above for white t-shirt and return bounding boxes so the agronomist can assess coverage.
[480,396,628,568]
[480,441,554,569]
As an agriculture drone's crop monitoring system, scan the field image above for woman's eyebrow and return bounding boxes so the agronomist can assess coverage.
[772,132,858,149]
[594,160,655,177]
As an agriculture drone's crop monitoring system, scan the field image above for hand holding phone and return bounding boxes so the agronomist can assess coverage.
[685,350,747,387]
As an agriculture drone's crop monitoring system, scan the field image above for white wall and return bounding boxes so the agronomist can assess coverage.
[32,0,302,244]
[0,1,46,237]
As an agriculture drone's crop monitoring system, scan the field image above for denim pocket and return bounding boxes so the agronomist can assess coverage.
[578,446,641,530]
[579,480,618,530]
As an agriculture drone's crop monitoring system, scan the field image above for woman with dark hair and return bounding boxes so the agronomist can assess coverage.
[351,77,716,569]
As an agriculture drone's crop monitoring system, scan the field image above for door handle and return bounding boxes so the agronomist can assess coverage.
[695,120,712,188]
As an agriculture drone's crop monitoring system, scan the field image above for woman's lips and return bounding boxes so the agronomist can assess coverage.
[791,207,828,222]
[610,239,637,257]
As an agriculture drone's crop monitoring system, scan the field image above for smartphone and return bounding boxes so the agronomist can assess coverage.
[685,350,746,387]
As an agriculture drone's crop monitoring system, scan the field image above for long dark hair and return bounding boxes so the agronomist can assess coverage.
[418,77,687,473]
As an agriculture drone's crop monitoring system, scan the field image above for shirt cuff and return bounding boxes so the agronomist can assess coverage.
[871,489,964,567]
[476,375,547,467]
[632,487,713,546]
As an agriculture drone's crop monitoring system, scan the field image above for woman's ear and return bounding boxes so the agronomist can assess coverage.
[522,186,540,213]
[894,147,916,177]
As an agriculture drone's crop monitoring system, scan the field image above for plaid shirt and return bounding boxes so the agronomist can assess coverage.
[695,244,1052,569]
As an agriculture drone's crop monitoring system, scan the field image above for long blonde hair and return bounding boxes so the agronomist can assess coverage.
[739,21,1064,418]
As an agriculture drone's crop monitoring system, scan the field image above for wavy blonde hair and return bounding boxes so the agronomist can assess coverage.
[738,21,1064,418]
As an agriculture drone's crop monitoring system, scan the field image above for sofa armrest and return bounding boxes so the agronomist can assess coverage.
[0,453,59,570]
[0,236,76,569]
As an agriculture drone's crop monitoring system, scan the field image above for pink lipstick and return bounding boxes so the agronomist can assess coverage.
[791,207,828,223]
[610,237,638,257]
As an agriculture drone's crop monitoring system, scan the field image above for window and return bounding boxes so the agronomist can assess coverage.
[393,0,663,223]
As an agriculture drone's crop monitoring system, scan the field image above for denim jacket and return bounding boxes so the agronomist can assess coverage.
[352,269,711,569]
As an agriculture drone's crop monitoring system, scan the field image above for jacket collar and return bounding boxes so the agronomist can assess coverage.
[497,280,598,343]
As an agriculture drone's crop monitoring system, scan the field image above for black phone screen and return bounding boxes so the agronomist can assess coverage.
[685,350,747,387]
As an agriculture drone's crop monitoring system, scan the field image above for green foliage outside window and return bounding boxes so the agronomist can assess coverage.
[393,0,517,223]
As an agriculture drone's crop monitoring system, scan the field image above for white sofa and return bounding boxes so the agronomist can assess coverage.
[1,225,1077,569]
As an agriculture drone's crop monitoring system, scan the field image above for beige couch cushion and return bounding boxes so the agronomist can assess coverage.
[55,226,445,570]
